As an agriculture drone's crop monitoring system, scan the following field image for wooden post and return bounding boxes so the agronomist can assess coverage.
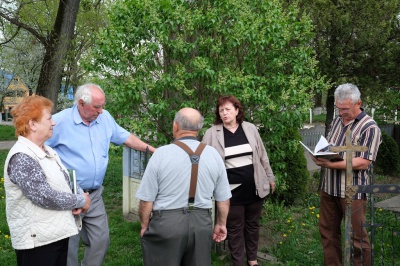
[330,128,368,266]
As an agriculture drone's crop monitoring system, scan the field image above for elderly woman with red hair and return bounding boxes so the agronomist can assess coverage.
[3,95,90,266]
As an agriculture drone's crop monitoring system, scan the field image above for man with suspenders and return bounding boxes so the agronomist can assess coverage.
[136,108,232,265]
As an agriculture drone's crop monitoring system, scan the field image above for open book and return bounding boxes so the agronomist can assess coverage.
[299,136,343,162]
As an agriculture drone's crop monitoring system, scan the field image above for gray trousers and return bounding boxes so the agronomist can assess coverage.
[67,186,110,266]
[141,208,213,266]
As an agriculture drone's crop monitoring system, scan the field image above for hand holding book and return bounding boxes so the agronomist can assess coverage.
[299,136,343,162]
[68,169,84,231]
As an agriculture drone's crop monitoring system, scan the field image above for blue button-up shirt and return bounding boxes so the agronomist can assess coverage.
[46,106,130,190]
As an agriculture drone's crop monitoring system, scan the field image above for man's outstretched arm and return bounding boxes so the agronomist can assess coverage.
[124,134,157,153]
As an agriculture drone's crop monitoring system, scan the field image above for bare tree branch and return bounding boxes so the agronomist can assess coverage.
[0,10,46,45]
[0,26,20,45]
[93,0,103,9]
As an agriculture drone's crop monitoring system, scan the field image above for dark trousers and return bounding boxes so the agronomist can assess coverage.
[141,208,213,266]
[227,199,264,266]
[319,191,371,266]
[15,237,69,266]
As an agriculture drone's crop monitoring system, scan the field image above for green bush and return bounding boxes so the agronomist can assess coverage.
[375,131,400,176]
[271,128,310,206]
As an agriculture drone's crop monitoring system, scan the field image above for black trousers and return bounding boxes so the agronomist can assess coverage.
[15,237,69,266]
[227,199,264,266]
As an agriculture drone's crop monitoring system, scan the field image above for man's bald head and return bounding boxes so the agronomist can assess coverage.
[174,108,204,132]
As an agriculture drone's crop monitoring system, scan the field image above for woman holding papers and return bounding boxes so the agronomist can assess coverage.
[3,95,90,266]
[202,95,275,266]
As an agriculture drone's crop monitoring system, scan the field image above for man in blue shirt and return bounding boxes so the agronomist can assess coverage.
[46,83,156,266]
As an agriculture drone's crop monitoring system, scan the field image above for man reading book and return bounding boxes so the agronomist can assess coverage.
[310,83,381,266]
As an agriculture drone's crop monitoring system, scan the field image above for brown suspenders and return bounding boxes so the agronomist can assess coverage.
[173,141,206,210]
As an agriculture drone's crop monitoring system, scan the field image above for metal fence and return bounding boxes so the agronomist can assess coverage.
[357,176,400,265]
[299,124,326,147]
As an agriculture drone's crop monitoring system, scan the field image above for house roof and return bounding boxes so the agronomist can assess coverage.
[0,70,28,92]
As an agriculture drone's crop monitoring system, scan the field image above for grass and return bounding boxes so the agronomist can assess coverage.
[2,145,400,265]
[0,150,13,265]
[0,125,16,141]
[312,114,326,123]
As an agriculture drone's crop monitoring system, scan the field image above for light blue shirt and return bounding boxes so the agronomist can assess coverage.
[46,106,130,190]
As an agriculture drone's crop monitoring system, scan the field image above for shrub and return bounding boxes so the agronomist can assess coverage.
[271,127,310,206]
[375,131,400,176]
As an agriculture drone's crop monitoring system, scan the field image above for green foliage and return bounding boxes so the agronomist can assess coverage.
[373,89,400,124]
[312,114,326,123]
[375,130,400,176]
[0,0,109,104]
[0,150,14,265]
[292,0,400,124]
[0,126,16,141]
[269,128,310,206]
[86,0,330,196]
[263,197,323,265]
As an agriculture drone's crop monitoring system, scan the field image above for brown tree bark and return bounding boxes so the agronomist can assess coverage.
[36,0,81,108]
[324,85,336,137]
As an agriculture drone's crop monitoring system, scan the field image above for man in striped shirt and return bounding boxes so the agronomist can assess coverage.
[311,83,381,266]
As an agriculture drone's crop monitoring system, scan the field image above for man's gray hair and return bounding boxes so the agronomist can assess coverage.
[74,83,105,105]
[334,83,361,103]
[174,110,204,131]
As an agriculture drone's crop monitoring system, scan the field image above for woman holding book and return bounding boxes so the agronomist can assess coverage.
[202,95,275,266]
[3,95,90,266]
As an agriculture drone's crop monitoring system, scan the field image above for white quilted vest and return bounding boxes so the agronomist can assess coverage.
[4,136,78,250]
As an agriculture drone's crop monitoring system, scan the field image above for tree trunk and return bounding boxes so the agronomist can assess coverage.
[314,93,322,107]
[36,0,81,109]
[324,85,336,137]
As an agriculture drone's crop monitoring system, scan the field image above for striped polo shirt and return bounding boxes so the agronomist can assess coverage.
[321,111,381,199]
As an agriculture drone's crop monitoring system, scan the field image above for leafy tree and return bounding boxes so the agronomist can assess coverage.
[87,0,329,199]
[290,0,400,131]
[0,0,108,106]
[375,131,400,176]
[0,70,12,112]
[0,30,44,94]
[0,0,81,104]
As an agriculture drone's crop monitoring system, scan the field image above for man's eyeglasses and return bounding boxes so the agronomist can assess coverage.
[334,103,357,113]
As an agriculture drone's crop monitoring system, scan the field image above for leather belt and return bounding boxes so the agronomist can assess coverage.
[84,188,98,194]
[151,208,212,217]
